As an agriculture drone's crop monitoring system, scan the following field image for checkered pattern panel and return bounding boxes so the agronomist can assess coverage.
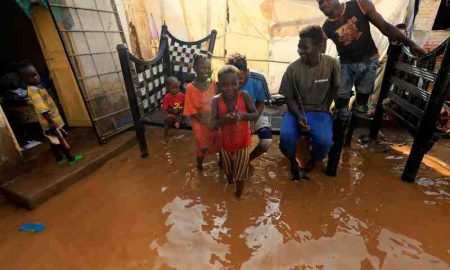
[132,61,167,116]
[168,40,211,75]
[264,111,283,132]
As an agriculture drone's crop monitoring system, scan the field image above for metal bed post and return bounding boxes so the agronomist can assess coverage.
[402,41,450,182]
[369,44,403,139]
[117,44,149,157]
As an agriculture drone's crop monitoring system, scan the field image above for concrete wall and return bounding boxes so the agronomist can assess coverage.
[414,0,450,51]
[120,0,155,60]
[0,106,22,184]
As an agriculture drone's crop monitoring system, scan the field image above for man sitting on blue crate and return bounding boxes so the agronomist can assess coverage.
[279,25,341,181]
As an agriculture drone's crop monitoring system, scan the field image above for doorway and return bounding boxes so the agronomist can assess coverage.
[0,0,91,159]
[0,0,61,149]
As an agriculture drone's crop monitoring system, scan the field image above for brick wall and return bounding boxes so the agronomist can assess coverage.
[414,0,450,51]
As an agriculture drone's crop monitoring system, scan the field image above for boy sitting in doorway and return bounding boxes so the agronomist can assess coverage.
[19,61,82,165]
[162,76,185,140]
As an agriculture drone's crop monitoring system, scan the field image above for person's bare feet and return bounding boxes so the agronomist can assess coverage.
[226,175,234,184]
[249,164,255,177]
[196,156,204,170]
[304,159,316,173]
[235,181,245,198]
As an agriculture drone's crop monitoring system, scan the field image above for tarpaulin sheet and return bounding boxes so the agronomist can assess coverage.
[141,0,409,92]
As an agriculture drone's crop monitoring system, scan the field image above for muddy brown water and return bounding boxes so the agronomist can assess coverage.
[0,129,449,270]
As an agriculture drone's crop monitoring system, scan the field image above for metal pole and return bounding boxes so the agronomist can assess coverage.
[160,24,168,44]
[208,30,218,53]
[223,0,229,58]
[326,115,351,176]
[369,43,402,139]
[116,44,149,157]
[402,41,450,182]
[206,0,212,36]
[161,35,172,76]
[344,117,355,146]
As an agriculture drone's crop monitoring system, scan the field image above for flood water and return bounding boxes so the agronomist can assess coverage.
[0,128,449,269]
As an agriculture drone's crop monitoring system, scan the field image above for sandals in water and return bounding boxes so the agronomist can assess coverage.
[291,166,311,181]
[69,155,83,165]
[56,157,67,165]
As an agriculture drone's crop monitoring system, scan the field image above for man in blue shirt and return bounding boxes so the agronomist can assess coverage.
[227,53,273,161]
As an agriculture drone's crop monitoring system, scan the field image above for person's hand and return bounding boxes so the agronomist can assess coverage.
[297,118,310,133]
[235,111,244,121]
[48,121,58,131]
[203,117,215,129]
[336,107,352,122]
[174,122,180,129]
[250,121,256,133]
[410,43,427,56]
[59,127,69,137]
[226,111,239,122]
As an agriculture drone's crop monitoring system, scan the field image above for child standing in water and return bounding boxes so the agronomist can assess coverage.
[162,76,184,140]
[183,54,220,170]
[19,61,82,165]
[212,65,258,197]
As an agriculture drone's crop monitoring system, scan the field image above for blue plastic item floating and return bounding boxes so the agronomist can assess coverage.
[19,223,46,233]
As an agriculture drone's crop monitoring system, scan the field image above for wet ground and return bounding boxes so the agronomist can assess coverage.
[0,128,449,270]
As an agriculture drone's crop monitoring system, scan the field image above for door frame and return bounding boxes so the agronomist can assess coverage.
[31,7,94,129]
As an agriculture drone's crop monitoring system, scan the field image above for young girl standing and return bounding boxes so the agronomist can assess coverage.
[183,54,220,169]
[212,65,258,197]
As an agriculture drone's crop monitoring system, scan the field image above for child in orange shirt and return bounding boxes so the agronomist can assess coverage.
[183,54,220,170]
[162,76,184,140]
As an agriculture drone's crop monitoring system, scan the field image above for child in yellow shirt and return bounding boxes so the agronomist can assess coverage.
[19,62,82,165]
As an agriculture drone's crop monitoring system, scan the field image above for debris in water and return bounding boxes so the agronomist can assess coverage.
[268,171,277,179]
[19,223,46,233]
[385,155,404,160]
[359,135,370,144]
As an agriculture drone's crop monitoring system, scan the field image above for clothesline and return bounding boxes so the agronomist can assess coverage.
[211,55,291,64]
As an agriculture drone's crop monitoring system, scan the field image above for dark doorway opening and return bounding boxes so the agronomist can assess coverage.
[0,0,64,150]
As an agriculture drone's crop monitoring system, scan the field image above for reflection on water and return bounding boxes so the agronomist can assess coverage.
[149,134,450,269]
[153,194,450,269]
[416,177,450,204]
[1,130,449,269]
[378,229,450,269]
[150,197,230,270]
